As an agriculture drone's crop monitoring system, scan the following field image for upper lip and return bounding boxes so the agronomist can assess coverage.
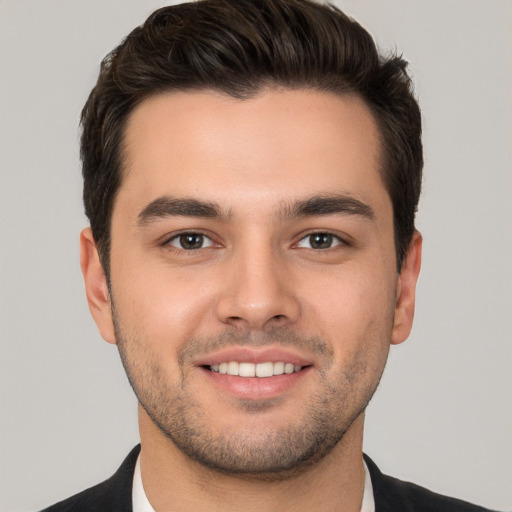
[193,346,314,367]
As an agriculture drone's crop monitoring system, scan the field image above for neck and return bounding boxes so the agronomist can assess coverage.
[138,405,366,512]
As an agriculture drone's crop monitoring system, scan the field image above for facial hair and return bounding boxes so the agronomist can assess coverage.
[114,312,391,480]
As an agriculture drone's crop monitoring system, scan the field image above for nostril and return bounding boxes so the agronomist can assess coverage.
[216,292,300,330]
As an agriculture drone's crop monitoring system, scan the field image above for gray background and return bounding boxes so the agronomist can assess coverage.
[1,1,511,510]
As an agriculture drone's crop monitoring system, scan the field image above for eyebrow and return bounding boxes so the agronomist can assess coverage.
[282,194,375,221]
[137,196,229,226]
[137,193,375,226]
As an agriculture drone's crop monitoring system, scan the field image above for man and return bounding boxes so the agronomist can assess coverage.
[41,0,496,511]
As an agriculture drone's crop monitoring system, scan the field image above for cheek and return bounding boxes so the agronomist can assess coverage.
[305,262,397,352]
[110,260,220,353]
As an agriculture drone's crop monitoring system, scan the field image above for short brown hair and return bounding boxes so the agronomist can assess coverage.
[81,0,422,275]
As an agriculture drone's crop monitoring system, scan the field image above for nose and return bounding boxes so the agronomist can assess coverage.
[215,242,301,331]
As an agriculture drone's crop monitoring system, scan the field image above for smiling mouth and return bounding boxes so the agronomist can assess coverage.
[207,361,306,378]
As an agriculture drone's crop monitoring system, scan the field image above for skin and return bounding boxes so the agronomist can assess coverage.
[81,89,421,512]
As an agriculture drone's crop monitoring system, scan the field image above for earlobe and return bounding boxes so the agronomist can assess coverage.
[80,228,116,344]
[391,231,422,345]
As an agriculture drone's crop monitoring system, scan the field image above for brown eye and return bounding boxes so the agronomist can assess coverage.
[310,233,333,249]
[168,233,213,250]
[296,233,342,250]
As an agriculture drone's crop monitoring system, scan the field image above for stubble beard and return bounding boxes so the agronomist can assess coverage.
[113,313,390,480]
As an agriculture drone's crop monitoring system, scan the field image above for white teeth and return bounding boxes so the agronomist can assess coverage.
[255,362,273,377]
[239,362,256,377]
[227,361,239,375]
[273,361,285,375]
[209,361,303,377]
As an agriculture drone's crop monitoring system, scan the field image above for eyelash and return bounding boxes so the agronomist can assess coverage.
[163,231,216,251]
[294,231,348,250]
[162,230,348,252]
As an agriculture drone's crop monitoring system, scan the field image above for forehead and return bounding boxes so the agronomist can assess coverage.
[118,88,388,219]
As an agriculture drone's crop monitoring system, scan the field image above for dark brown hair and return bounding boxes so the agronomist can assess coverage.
[81,0,422,274]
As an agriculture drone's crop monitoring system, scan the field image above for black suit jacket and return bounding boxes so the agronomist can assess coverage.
[41,445,497,511]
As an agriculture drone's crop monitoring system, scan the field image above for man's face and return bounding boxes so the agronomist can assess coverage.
[83,89,420,476]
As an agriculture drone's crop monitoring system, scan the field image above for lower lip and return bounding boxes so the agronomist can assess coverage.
[200,366,313,400]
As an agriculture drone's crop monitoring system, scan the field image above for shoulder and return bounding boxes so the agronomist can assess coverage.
[39,445,141,512]
[364,454,498,512]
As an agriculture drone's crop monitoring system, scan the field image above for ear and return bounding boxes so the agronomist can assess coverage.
[391,231,422,345]
[80,228,116,344]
